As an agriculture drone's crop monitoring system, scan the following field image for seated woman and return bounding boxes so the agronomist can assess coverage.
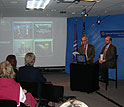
[0,61,37,107]
[6,54,19,82]
[18,52,47,98]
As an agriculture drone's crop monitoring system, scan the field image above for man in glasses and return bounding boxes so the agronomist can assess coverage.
[78,36,95,64]
[99,36,117,82]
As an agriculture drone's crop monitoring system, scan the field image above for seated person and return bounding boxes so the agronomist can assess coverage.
[18,52,47,98]
[6,54,19,82]
[0,61,37,107]
[78,36,95,63]
[98,36,117,82]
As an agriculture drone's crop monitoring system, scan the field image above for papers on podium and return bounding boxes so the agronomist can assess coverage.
[72,52,80,56]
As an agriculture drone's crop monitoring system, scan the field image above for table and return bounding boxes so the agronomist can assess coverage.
[70,63,99,93]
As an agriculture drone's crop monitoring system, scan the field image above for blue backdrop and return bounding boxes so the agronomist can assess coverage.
[66,14,124,80]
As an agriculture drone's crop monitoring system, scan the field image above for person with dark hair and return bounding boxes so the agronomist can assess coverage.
[6,54,19,82]
[98,36,117,82]
[78,36,95,63]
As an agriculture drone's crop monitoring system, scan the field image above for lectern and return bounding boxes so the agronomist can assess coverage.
[70,63,99,93]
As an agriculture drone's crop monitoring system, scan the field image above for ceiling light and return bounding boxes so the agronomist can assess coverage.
[10,1,18,4]
[26,0,50,10]
[96,19,101,24]
[72,12,75,15]
[84,13,88,16]
[96,17,101,24]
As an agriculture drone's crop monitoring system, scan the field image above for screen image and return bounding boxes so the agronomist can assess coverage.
[34,23,52,38]
[13,22,33,39]
[13,39,33,57]
[34,39,53,57]
[0,17,67,67]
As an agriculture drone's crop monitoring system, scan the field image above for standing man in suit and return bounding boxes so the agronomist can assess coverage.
[99,36,117,82]
[78,36,95,63]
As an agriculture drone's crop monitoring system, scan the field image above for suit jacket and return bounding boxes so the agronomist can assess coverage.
[18,65,46,83]
[18,65,47,98]
[78,44,95,63]
[100,44,117,68]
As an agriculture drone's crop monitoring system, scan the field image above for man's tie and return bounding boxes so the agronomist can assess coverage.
[83,45,86,55]
[103,46,108,59]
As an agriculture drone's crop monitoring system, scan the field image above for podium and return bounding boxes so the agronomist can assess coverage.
[70,63,99,93]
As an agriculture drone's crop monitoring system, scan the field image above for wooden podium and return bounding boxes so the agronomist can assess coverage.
[70,63,99,93]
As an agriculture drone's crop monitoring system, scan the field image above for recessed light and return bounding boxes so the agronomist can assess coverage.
[10,1,18,4]
[72,12,75,14]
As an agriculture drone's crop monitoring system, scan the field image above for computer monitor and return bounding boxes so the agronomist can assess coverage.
[76,54,86,63]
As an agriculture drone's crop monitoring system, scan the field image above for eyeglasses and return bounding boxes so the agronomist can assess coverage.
[82,39,87,42]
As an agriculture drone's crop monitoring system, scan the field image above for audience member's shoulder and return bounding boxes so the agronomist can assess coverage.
[34,67,41,72]
[19,66,27,70]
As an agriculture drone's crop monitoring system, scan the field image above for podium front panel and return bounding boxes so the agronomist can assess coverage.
[70,63,99,93]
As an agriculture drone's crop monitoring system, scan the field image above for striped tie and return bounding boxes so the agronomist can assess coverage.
[83,45,86,55]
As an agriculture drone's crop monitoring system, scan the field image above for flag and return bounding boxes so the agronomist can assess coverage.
[72,18,78,62]
[82,18,86,37]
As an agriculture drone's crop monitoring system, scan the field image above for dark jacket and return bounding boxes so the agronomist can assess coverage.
[100,44,117,68]
[18,65,46,98]
[79,44,95,63]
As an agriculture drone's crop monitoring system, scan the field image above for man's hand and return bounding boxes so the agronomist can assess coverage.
[86,58,89,61]
[23,89,27,93]
[99,59,106,64]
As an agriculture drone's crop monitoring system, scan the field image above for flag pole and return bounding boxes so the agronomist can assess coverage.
[82,10,86,37]
[72,17,78,62]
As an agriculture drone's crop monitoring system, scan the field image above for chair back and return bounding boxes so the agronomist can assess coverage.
[0,99,17,107]
[20,81,38,98]
[115,55,118,68]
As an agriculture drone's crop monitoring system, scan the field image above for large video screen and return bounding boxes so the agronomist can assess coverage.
[0,17,67,67]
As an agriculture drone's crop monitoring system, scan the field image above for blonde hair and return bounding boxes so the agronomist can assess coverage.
[0,61,15,78]
[25,52,35,66]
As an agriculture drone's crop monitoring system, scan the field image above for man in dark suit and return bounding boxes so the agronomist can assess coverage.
[79,36,95,63]
[99,36,117,82]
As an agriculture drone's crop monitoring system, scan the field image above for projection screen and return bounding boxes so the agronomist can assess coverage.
[0,17,67,67]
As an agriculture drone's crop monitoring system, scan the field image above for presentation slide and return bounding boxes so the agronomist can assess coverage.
[0,17,67,67]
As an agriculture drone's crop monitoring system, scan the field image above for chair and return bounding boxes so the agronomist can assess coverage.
[20,81,38,98]
[20,81,49,107]
[0,99,17,107]
[105,55,118,90]
[41,84,64,107]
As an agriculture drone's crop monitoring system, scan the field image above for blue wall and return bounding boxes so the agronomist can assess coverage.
[66,14,124,80]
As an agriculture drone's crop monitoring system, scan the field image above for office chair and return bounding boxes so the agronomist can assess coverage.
[0,99,17,107]
[105,55,118,90]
